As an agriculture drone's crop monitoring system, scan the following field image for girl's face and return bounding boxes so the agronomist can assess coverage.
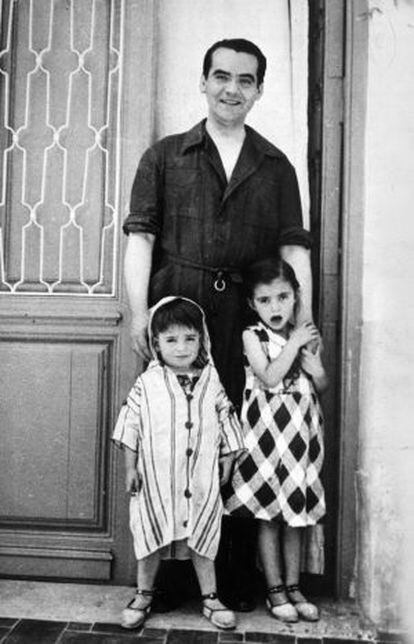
[155,324,201,373]
[250,277,296,336]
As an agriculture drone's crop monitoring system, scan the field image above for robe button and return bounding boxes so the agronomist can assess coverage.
[183,520,188,527]
[186,448,193,457]
[185,421,193,429]
[184,489,192,498]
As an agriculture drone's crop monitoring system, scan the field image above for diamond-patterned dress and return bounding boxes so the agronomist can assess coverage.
[223,322,325,527]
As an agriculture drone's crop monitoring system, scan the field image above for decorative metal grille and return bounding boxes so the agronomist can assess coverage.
[0,0,123,295]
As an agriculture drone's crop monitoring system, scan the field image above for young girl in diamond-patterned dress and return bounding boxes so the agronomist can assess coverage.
[223,257,328,623]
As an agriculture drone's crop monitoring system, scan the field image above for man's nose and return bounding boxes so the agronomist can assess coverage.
[225,77,239,94]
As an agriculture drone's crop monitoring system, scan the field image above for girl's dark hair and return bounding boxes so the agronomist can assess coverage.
[151,298,208,368]
[243,256,300,299]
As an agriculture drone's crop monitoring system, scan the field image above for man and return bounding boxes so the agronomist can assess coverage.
[122,39,313,611]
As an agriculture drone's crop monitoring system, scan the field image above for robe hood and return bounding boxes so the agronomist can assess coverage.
[147,296,212,366]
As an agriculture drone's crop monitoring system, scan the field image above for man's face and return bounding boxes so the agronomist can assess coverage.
[200,47,263,127]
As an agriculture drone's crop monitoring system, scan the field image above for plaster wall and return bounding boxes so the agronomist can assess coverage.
[358,0,414,632]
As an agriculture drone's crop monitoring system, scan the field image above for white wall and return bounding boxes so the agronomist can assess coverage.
[154,0,310,223]
[358,0,414,632]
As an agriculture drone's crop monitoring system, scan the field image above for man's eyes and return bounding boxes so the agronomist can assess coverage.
[212,73,254,87]
[257,298,269,304]
[213,73,228,81]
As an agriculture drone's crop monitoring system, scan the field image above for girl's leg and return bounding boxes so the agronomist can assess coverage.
[257,520,298,622]
[258,519,284,588]
[122,551,161,629]
[190,550,236,630]
[127,551,161,611]
[137,550,162,592]
[283,526,319,621]
[282,525,301,587]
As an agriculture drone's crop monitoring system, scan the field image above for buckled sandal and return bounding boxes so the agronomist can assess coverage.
[202,591,236,630]
[121,588,154,630]
[266,584,298,623]
[286,584,319,622]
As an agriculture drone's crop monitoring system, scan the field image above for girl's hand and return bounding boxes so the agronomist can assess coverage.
[125,468,141,495]
[290,322,320,349]
[219,455,235,485]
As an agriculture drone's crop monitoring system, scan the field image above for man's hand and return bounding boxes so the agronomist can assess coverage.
[301,344,324,377]
[130,311,151,360]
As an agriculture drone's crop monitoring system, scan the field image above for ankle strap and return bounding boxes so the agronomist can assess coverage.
[201,591,218,600]
[136,588,154,597]
[286,584,300,592]
[267,584,285,594]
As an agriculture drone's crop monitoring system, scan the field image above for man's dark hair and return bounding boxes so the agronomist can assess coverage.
[202,39,267,86]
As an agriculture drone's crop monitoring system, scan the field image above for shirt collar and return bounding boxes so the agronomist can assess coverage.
[180,119,284,159]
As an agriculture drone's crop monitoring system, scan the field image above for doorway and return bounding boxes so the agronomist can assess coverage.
[0,0,346,592]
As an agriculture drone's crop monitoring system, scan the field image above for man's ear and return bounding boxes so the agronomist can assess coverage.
[200,75,207,93]
[255,83,264,100]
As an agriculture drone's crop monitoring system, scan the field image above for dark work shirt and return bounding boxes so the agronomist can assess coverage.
[123,120,311,406]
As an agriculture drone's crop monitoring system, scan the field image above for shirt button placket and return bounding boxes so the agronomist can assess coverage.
[184,392,193,525]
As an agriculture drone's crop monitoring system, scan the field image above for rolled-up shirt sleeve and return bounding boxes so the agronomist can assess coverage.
[122,146,162,236]
[277,159,312,249]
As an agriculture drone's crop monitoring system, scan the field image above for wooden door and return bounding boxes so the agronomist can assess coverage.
[0,0,154,584]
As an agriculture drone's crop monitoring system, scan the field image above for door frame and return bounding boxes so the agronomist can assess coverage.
[336,0,368,599]
[311,0,368,598]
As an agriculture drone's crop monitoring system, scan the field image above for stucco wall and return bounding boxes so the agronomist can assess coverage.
[358,0,414,633]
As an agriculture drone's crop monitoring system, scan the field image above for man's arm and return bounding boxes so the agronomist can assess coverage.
[124,232,155,359]
[280,245,313,324]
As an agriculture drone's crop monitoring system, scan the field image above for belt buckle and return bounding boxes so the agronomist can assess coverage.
[213,271,226,292]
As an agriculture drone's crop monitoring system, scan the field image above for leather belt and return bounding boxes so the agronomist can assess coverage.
[163,253,242,292]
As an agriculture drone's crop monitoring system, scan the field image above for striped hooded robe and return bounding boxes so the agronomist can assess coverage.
[112,296,245,561]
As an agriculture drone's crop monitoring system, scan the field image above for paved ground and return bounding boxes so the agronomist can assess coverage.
[0,580,405,643]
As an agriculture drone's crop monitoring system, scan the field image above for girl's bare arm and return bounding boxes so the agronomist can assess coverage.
[243,323,319,389]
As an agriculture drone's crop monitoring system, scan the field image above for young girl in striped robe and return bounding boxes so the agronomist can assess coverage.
[113,296,244,631]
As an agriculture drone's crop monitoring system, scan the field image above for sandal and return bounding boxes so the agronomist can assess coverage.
[121,588,154,630]
[286,584,319,622]
[266,584,298,623]
[202,591,236,630]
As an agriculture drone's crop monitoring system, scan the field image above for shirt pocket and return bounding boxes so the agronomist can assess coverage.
[243,177,281,228]
[163,167,201,219]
